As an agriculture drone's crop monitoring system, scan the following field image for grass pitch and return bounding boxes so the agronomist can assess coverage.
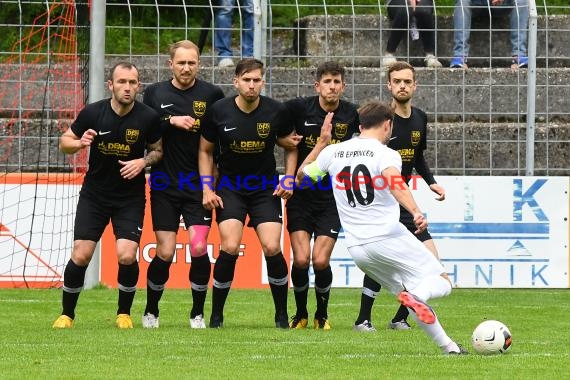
[1,288,568,379]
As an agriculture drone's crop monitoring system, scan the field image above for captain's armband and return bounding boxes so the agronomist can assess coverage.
[303,161,327,182]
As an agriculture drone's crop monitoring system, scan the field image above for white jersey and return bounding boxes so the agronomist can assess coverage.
[305,136,406,247]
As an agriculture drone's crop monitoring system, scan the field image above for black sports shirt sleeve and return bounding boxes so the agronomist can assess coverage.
[145,109,162,145]
[414,109,436,185]
[275,102,295,138]
[283,97,304,133]
[415,152,436,185]
[200,103,218,143]
[142,84,173,132]
[70,103,97,137]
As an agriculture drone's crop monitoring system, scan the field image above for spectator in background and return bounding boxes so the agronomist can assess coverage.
[451,0,529,69]
[382,0,443,68]
[215,0,254,68]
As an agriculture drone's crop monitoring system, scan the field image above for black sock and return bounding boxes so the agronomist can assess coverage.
[61,259,88,320]
[144,255,172,316]
[290,264,309,318]
[392,303,410,322]
[314,265,332,320]
[189,254,211,318]
[355,274,381,324]
[211,250,238,317]
[265,252,288,315]
[117,261,139,315]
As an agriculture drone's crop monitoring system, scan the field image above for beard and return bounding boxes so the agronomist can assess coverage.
[393,95,412,104]
[175,73,196,88]
[393,92,412,104]
[115,94,134,106]
[322,95,340,107]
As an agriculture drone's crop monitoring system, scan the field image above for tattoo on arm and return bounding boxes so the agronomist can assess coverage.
[144,139,163,167]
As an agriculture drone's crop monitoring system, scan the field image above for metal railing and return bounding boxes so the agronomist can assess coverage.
[0,0,568,175]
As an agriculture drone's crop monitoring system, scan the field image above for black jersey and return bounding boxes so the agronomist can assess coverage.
[70,99,161,196]
[286,96,360,168]
[201,96,293,187]
[285,96,359,199]
[143,79,224,194]
[388,106,435,185]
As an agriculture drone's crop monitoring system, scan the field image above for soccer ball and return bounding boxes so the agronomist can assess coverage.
[471,320,512,355]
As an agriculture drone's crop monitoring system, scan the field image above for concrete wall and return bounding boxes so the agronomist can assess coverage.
[2,65,569,174]
[295,15,569,68]
[4,65,559,121]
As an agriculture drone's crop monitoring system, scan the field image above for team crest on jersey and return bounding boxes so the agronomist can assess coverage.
[305,134,317,148]
[193,101,206,117]
[411,130,421,146]
[126,129,139,144]
[257,122,270,138]
[334,123,348,138]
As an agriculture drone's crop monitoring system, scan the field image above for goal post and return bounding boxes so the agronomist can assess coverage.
[0,0,90,288]
[82,0,106,289]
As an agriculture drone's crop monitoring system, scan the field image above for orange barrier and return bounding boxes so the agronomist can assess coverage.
[0,172,85,185]
[1,173,291,289]
[100,185,292,289]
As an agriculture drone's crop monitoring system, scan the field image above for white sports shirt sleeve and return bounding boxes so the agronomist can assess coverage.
[302,145,335,182]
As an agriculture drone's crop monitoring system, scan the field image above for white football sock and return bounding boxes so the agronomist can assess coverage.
[408,307,453,348]
[408,274,451,302]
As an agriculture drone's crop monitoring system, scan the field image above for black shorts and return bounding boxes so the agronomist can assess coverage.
[399,206,432,242]
[286,190,341,239]
[151,190,212,232]
[74,188,145,243]
[215,187,282,228]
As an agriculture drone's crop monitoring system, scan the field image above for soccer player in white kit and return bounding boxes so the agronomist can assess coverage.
[296,101,466,354]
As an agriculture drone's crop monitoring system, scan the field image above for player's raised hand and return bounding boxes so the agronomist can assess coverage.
[318,112,334,145]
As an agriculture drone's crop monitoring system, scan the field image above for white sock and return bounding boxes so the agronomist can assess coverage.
[408,307,452,348]
[408,275,451,302]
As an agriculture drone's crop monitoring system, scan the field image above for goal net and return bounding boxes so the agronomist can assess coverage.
[0,1,90,288]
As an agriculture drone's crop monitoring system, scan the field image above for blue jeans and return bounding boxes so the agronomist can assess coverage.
[453,0,528,59]
[214,0,254,59]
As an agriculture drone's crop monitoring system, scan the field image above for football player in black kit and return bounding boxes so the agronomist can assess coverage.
[284,62,359,330]
[198,58,297,328]
[141,40,225,329]
[52,62,163,329]
[353,61,446,332]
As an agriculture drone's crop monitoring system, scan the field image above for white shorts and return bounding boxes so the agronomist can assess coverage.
[348,227,446,295]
